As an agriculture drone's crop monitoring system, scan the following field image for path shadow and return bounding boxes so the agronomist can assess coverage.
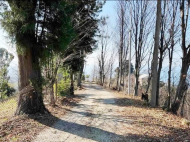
[29,112,190,142]
[29,113,127,141]
[83,83,105,91]
[94,98,150,108]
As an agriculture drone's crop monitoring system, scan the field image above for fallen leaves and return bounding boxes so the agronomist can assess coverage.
[0,91,83,142]
[112,91,190,141]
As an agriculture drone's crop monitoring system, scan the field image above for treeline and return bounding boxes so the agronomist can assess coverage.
[0,0,104,115]
[94,0,190,118]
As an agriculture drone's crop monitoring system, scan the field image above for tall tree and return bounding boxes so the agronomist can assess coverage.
[171,0,190,114]
[72,0,104,88]
[131,1,153,96]
[151,0,161,107]
[1,0,75,114]
[1,0,47,114]
[116,0,127,91]
[97,17,109,86]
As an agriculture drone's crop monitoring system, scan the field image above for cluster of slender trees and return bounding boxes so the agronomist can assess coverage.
[0,0,104,115]
[151,0,190,115]
[95,0,190,116]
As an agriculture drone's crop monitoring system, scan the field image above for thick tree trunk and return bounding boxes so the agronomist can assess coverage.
[171,60,189,114]
[9,0,47,115]
[15,49,47,115]
[171,0,190,114]
[150,0,161,107]
[180,91,187,116]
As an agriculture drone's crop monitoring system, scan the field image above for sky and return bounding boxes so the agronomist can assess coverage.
[0,26,18,88]
[84,1,117,77]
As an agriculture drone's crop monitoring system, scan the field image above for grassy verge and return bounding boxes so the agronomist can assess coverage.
[0,96,17,124]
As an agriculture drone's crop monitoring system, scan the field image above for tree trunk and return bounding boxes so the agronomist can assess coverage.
[117,4,124,92]
[15,49,47,115]
[167,49,172,110]
[77,61,84,88]
[171,0,190,114]
[116,68,119,89]
[55,79,57,101]
[171,60,189,114]
[134,70,139,96]
[145,49,152,94]
[70,71,74,96]
[156,52,163,106]
[166,34,174,111]
[180,91,187,116]
[50,82,55,106]
[150,0,161,107]
[109,64,112,88]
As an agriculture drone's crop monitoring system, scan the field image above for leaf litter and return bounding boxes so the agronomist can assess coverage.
[0,90,83,142]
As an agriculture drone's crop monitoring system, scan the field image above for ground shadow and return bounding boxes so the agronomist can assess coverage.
[83,83,105,91]
[29,113,128,141]
[29,112,189,142]
[94,97,150,108]
[30,84,189,141]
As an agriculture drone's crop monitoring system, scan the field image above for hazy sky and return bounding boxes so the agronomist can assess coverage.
[0,25,18,88]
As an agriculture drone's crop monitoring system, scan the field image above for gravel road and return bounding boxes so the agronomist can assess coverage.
[33,83,135,142]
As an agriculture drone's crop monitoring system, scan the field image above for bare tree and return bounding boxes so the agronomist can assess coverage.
[108,47,117,88]
[97,17,109,86]
[165,1,179,110]
[151,0,162,107]
[171,0,190,114]
[129,1,155,96]
[115,0,127,91]
[156,1,180,106]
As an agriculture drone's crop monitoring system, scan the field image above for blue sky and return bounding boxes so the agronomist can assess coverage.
[85,1,117,76]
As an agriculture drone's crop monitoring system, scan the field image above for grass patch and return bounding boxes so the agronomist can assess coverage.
[0,96,17,124]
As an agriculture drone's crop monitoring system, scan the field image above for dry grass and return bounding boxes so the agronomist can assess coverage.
[0,96,17,124]
[112,91,190,141]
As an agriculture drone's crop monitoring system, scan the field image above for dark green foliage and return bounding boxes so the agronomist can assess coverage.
[38,1,76,64]
[65,0,104,67]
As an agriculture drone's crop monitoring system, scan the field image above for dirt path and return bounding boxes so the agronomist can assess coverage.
[33,83,135,142]
[33,83,190,142]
